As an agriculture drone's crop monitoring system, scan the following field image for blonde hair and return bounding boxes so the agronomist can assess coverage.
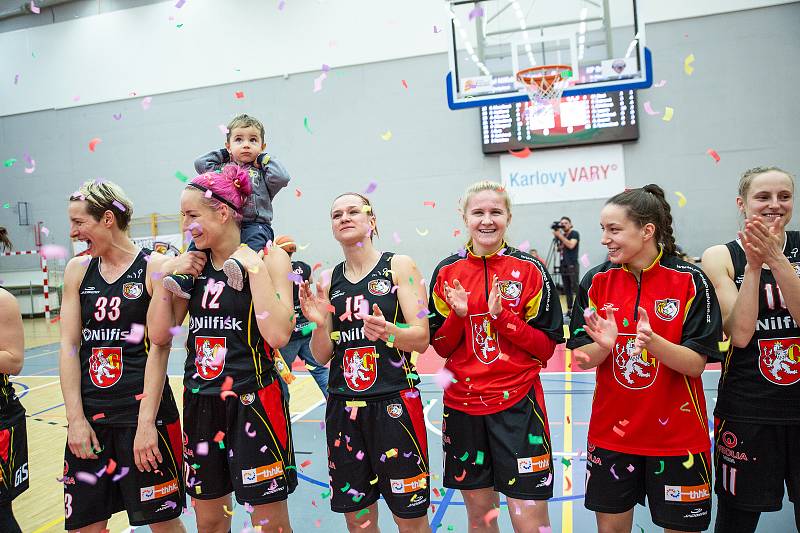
[738,166,795,199]
[460,180,512,214]
[227,114,265,143]
[69,180,133,231]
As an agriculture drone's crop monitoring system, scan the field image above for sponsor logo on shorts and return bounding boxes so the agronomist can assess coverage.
[13,463,28,487]
[389,473,428,494]
[367,278,391,296]
[89,347,123,388]
[664,484,710,503]
[242,461,285,486]
[408,492,428,507]
[122,282,144,299]
[517,454,550,474]
[386,403,403,419]
[683,507,709,519]
[654,298,680,321]
[140,479,179,502]
[612,334,658,390]
[241,392,256,405]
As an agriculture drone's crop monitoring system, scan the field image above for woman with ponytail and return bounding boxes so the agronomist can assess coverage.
[567,185,723,533]
[148,165,297,533]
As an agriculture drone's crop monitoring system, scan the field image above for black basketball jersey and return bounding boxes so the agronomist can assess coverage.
[328,251,419,398]
[715,231,800,424]
[289,260,312,342]
[0,373,24,429]
[185,256,276,395]
[79,249,178,426]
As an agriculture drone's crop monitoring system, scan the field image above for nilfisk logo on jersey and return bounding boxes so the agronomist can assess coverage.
[664,483,710,503]
[387,403,403,419]
[140,479,179,501]
[240,392,256,405]
[343,347,377,391]
[757,337,800,385]
[194,336,226,380]
[390,473,427,494]
[82,328,129,342]
[612,334,658,390]
[122,282,143,299]
[242,461,284,485]
[189,316,243,334]
[89,347,123,388]
[367,278,391,296]
[498,280,522,300]
[517,453,550,474]
[654,298,680,321]
[469,313,502,364]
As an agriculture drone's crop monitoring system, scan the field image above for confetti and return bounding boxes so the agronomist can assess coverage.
[508,477,516,485]
[483,508,499,525]
[213,431,225,443]
[88,138,102,152]
[355,450,364,460]
[126,323,145,344]
[658,417,669,425]
[508,147,531,158]
[3,159,16,168]
[392,232,401,243]
[196,442,209,456]
[622,318,629,327]
[528,434,543,445]
[92,413,105,421]
[401,79,408,89]
[169,326,185,336]
[580,253,590,268]
[76,471,97,485]
[475,450,485,465]
[175,171,189,182]
[415,228,429,236]
[680,402,691,412]
[610,465,619,480]
[643,101,660,116]
[718,339,730,352]
[359,520,371,529]
[40,245,68,259]
[434,368,454,390]
[662,106,674,121]
[653,80,667,87]
[612,426,626,437]
[380,130,393,141]
[364,181,377,194]
[24,159,35,174]
[655,460,664,474]
[684,53,695,75]
[454,469,467,481]
[561,457,571,467]
[303,117,313,134]
[459,451,469,462]
[423,201,436,208]
[565,476,572,491]
[40,226,49,236]
[356,509,370,519]
[707,148,720,163]
[626,464,635,473]
[313,73,327,93]
[682,451,694,469]
[223,505,234,516]
[141,96,152,110]
[234,91,245,99]
[675,191,687,207]
[340,482,350,492]
[134,393,147,401]
[469,6,484,20]
[433,25,442,33]
[112,466,129,482]
[385,448,398,459]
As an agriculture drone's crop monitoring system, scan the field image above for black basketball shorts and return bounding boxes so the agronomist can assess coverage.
[0,418,29,505]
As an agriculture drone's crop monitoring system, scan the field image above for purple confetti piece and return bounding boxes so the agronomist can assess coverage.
[355,450,364,460]
[244,422,257,437]
[196,441,209,456]
[244,502,254,513]
[112,113,122,120]
[30,1,40,13]
[403,451,413,458]
[363,181,377,194]
[610,465,619,480]
[175,0,186,7]
[260,445,268,453]
[112,466,130,482]
[457,247,467,258]
[388,355,407,368]
[14,74,19,84]
[403,389,420,399]
[392,232,401,244]
[435,368,454,389]
[164,501,177,509]
[40,226,49,236]
[150,271,164,281]
[380,454,387,462]
[287,272,303,284]
[95,465,107,477]
[112,200,126,212]
[76,471,97,485]
[626,464,635,473]
[319,421,325,430]
[169,326,185,336]
[416,308,428,319]
[321,63,330,72]
[277,0,285,10]
[468,6,484,20]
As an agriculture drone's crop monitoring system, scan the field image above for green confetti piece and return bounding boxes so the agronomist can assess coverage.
[340,482,350,492]
[191,463,200,469]
[175,171,188,182]
[2,203,8,209]
[303,117,313,134]
[191,387,200,393]
[388,334,396,343]
[447,526,454,532]
[573,327,585,335]
[503,391,509,399]
[451,377,458,383]
[395,322,410,329]
[406,372,419,380]
[176,23,184,28]
[321,489,332,499]
[655,460,664,475]
[459,451,469,462]
[218,441,225,449]
[355,508,370,519]
[285,465,297,470]
[528,434,543,445]
[409,277,414,284]
[475,450,485,465]
[3,159,16,167]
[352,493,364,502]
[623,318,629,327]
[561,457,571,467]
[301,322,317,336]
[465,377,470,382]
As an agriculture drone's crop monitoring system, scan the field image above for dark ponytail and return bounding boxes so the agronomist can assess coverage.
[0,227,13,252]
[606,184,677,256]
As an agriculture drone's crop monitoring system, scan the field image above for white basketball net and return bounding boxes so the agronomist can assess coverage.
[517,67,572,106]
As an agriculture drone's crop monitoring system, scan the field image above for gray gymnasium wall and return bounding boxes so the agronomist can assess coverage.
[0,3,798,281]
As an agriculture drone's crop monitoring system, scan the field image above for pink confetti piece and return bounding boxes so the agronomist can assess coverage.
[357,299,369,317]
[112,113,122,120]
[260,445,268,453]
[643,101,660,115]
[313,73,327,93]
[244,422,257,437]
[141,97,152,110]
[169,326,185,336]
[112,200,126,212]
[196,441,209,456]
[539,527,552,533]
[468,6,484,20]
[217,124,228,135]
[392,232,401,244]
[204,189,213,199]
[404,389,420,399]
[356,450,365,460]
[72,95,81,102]
[40,244,68,259]
[135,393,146,400]
[24,160,36,174]
[234,91,245,99]
[244,502,254,513]
[127,323,145,344]
[707,148,720,163]
[517,240,531,253]
[76,471,97,485]
[434,368,454,389]
[653,79,667,87]
[95,465,107,477]
[364,181,377,194]
[483,508,499,525]
[112,466,130,482]
[511,269,520,279]
[580,253,590,268]
[256,310,270,320]
[40,226,49,236]
[88,138,102,152]
[627,464,635,473]
[423,200,436,208]
[402,79,408,89]
[658,417,669,425]
[349,406,359,420]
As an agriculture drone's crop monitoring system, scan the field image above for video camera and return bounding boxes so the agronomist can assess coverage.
[551,221,564,231]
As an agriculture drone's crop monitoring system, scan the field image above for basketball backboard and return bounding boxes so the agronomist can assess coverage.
[445,0,652,110]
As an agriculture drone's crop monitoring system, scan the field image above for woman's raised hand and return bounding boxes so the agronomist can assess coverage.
[443,279,469,318]
[298,280,331,327]
[582,306,618,353]
[163,251,206,278]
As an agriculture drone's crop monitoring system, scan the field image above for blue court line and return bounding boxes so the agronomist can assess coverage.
[29,402,64,417]
[430,483,455,530]
[10,381,29,398]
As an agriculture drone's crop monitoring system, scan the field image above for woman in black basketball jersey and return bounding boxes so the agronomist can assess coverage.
[60,180,184,532]
[298,192,431,532]
[702,167,800,533]
[0,228,27,533]
[148,165,297,533]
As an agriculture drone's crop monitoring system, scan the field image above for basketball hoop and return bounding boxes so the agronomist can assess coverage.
[516,65,573,106]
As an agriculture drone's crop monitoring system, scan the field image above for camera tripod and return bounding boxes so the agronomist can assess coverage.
[544,237,563,291]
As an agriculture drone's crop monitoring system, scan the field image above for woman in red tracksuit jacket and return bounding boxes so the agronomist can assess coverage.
[429,180,564,533]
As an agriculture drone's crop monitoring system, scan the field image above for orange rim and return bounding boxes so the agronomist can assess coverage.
[516,65,572,88]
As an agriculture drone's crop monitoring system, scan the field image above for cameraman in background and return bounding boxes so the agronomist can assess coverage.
[552,216,580,318]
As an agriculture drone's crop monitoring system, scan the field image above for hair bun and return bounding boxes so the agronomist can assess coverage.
[643,183,666,198]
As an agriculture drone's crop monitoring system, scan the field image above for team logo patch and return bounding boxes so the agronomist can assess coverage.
[792,262,800,277]
[389,473,427,493]
[654,298,680,321]
[664,483,710,503]
[387,403,403,419]
[240,392,256,405]
[122,282,144,300]
[140,479,179,501]
[194,336,226,380]
[343,347,378,391]
[612,334,658,389]
[498,280,522,300]
[241,461,284,485]
[89,347,123,388]
[517,453,550,474]
[367,278,391,296]
[757,337,800,385]
[469,313,502,364]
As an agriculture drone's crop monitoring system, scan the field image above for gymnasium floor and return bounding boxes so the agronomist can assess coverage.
[11,319,797,532]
